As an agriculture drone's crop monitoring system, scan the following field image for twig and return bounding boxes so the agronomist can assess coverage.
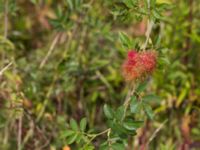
[142,20,154,50]
[0,62,12,76]
[83,128,111,149]
[142,0,154,50]
[39,33,61,69]
[124,83,135,106]
[96,70,113,91]
[122,82,137,121]
[147,119,168,145]
[22,108,50,149]
[17,116,22,150]
[36,29,75,122]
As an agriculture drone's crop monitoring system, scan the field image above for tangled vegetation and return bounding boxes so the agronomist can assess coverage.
[0,0,199,150]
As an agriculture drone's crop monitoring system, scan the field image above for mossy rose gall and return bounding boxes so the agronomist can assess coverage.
[122,50,157,81]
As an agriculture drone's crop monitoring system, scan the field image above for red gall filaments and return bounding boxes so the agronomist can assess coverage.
[122,50,157,81]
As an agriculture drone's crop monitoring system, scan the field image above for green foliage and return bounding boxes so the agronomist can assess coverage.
[61,118,91,148]
[0,0,199,149]
[119,32,134,50]
[130,96,142,113]
[103,104,114,119]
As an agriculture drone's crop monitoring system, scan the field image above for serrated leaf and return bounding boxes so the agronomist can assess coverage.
[142,94,161,103]
[123,120,143,131]
[60,130,75,138]
[153,9,163,20]
[67,133,78,144]
[123,122,136,131]
[143,103,154,120]
[119,32,129,43]
[115,106,125,121]
[70,118,78,130]
[76,134,82,143]
[136,81,148,93]
[119,32,133,49]
[110,122,127,135]
[80,118,87,132]
[103,104,113,119]
[130,96,141,113]
[123,0,135,8]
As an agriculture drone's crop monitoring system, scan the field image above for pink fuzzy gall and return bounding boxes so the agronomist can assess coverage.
[122,50,157,81]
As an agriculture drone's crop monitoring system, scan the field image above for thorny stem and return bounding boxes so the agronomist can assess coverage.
[142,20,154,50]
[123,82,137,119]
[142,0,153,51]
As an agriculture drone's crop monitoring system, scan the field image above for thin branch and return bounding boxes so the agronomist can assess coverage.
[123,82,137,119]
[124,82,136,107]
[17,116,22,150]
[0,62,12,76]
[39,33,61,69]
[147,119,168,145]
[83,128,111,149]
[142,0,153,50]
[142,20,154,50]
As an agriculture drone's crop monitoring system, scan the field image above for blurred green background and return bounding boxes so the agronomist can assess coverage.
[0,0,199,149]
